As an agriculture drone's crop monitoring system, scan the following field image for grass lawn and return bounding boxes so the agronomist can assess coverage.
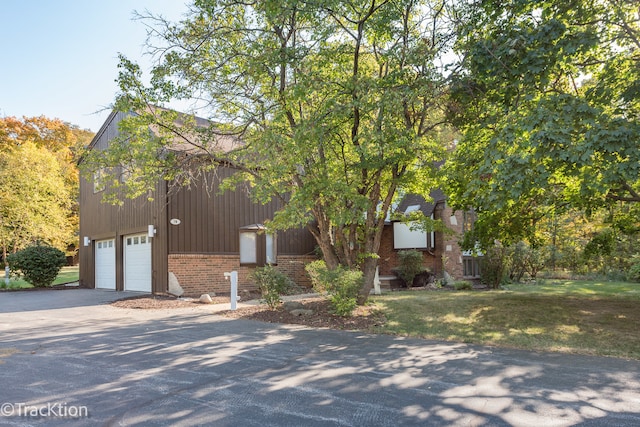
[2,265,79,289]
[372,279,640,360]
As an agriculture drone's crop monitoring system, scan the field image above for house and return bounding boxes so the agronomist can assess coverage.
[78,110,317,296]
[378,190,482,284]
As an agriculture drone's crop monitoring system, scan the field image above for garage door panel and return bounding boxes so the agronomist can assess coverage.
[95,239,115,289]
[124,234,151,292]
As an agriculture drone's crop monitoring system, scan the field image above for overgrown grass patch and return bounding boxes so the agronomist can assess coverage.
[372,280,640,359]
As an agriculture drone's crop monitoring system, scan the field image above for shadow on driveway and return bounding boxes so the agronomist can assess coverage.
[0,288,145,313]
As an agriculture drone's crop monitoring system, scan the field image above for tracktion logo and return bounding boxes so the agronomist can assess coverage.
[1,402,89,418]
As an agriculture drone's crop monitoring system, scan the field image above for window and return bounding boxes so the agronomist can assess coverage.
[393,221,427,249]
[463,210,476,234]
[430,213,435,250]
[239,231,257,264]
[463,256,482,278]
[239,224,277,266]
[120,166,131,183]
[93,169,106,193]
[266,233,277,265]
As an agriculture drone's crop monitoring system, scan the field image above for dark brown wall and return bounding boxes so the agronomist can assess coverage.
[166,166,316,255]
[78,111,168,292]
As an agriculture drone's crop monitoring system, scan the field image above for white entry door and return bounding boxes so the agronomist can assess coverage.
[95,239,115,289]
[124,234,152,292]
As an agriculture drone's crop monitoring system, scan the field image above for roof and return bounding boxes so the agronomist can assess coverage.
[147,107,244,155]
[394,189,446,218]
[82,107,244,162]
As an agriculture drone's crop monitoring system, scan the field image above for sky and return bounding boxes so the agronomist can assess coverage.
[0,0,190,132]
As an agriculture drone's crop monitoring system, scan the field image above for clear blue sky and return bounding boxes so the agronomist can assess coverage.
[0,0,189,132]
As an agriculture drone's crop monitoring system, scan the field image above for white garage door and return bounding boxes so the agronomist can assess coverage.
[124,234,152,292]
[95,239,115,289]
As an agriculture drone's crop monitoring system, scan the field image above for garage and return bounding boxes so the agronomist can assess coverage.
[124,234,152,292]
[95,239,115,289]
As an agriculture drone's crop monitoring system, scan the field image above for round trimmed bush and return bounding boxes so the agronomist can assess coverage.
[7,245,67,288]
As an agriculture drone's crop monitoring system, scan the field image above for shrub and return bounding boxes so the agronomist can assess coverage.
[481,245,507,289]
[252,265,294,309]
[506,241,546,282]
[7,244,67,288]
[628,261,640,283]
[396,250,425,287]
[305,260,328,293]
[305,261,362,316]
[507,241,529,282]
[453,280,473,291]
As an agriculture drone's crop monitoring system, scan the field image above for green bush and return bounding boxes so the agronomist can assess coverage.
[305,260,328,293]
[396,250,425,287]
[506,241,529,282]
[305,261,362,316]
[453,280,473,291]
[7,245,67,288]
[252,265,294,309]
[481,245,507,289]
[506,241,546,282]
[627,261,640,283]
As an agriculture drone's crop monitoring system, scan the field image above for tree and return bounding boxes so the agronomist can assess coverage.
[445,0,639,249]
[0,142,74,257]
[0,116,91,262]
[83,0,455,303]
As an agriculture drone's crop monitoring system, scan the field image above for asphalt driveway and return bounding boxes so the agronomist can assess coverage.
[0,289,639,426]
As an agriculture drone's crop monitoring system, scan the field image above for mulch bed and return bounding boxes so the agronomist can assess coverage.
[220,297,386,331]
[110,294,231,309]
[109,293,386,331]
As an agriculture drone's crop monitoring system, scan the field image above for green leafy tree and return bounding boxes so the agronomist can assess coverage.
[446,0,640,249]
[83,0,455,303]
[0,116,92,263]
[0,142,74,260]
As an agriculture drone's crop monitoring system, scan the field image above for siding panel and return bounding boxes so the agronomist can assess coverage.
[79,111,168,293]
[167,166,316,255]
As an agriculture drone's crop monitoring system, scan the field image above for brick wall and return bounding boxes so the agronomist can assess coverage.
[378,203,467,281]
[378,225,439,276]
[168,253,316,297]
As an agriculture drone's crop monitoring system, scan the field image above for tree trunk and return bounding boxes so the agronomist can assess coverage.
[357,256,378,305]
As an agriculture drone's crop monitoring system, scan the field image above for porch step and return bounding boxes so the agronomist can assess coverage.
[371,275,399,294]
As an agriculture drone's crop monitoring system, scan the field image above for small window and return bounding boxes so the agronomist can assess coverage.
[140,236,146,244]
[430,214,435,250]
[120,166,131,183]
[239,231,257,264]
[108,241,113,248]
[266,233,276,265]
[98,242,102,249]
[239,225,277,266]
[463,210,476,234]
[127,238,132,245]
[133,236,139,245]
[463,256,482,278]
[93,169,106,193]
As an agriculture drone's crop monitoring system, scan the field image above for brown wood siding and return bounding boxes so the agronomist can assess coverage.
[167,166,316,255]
[78,111,168,292]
